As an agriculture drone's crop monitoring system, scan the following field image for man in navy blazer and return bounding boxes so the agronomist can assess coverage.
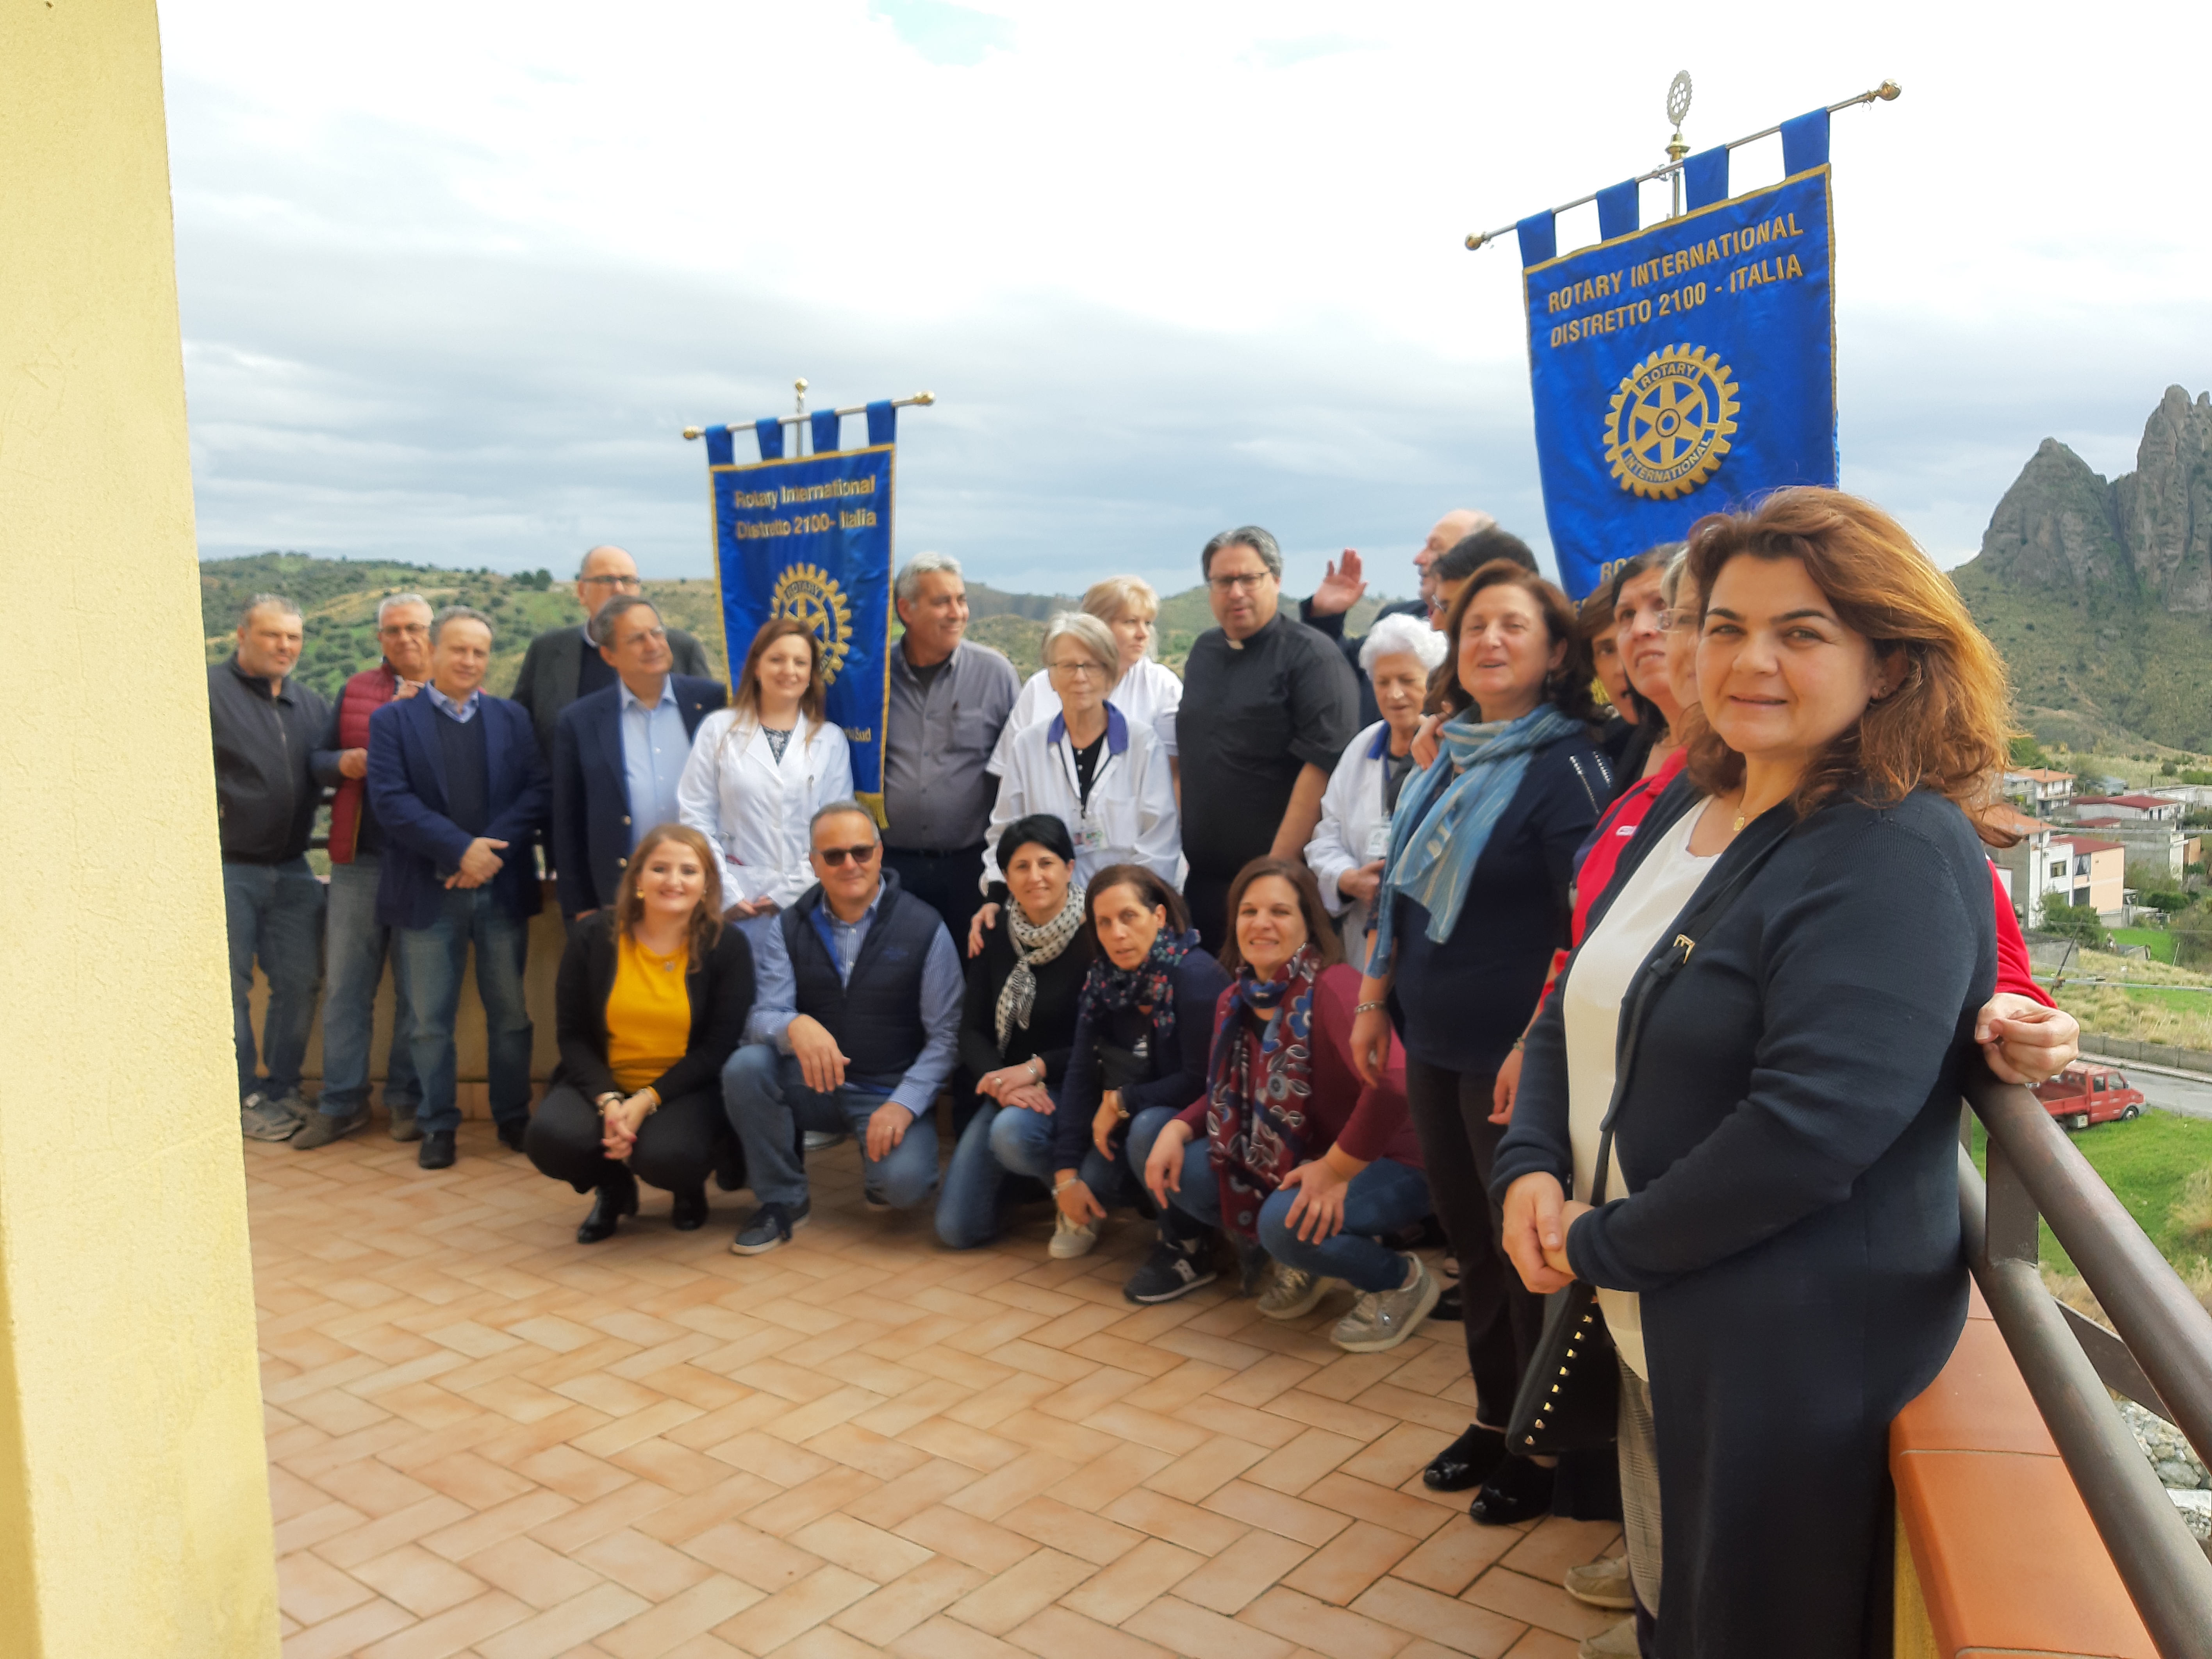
[553,596,726,922]
[367,605,551,1170]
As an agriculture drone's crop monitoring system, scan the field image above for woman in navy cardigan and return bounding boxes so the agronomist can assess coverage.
[1348,561,1614,1525]
[1494,489,2012,1659]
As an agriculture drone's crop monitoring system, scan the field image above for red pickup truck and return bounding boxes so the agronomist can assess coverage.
[2031,1065,2146,1131]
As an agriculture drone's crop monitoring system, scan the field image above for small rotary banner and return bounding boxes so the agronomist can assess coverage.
[699,403,899,820]
[1518,109,1838,600]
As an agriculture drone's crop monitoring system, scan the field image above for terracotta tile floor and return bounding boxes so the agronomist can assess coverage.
[254,1122,1625,1658]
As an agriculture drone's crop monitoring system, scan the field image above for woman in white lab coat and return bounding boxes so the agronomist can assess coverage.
[678,617,853,921]
[976,612,1179,948]
[1305,614,1447,965]
[990,576,1182,779]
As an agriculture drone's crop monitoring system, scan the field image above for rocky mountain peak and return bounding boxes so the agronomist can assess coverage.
[1978,385,2212,611]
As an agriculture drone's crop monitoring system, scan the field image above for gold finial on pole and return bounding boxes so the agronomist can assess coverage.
[1875,78,1902,101]
[1664,70,1693,219]
[912,391,937,406]
[681,426,704,441]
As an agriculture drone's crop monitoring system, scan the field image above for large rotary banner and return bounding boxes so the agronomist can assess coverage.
[705,439,895,820]
[1518,112,1838,599]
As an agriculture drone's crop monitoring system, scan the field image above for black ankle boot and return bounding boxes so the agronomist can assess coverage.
[670,1187,708,1231]
[1424,1424,1507,1492]
[577,1169,640,1243]
[1468,1454,1555,1525]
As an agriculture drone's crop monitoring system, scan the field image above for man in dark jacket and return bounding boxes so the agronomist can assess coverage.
[510,545,713,760]
[296,593,433,1150]
[366,606,551,1170]
[552,595,725,922]
[720,802,962,1254]
[209,594,331,1142]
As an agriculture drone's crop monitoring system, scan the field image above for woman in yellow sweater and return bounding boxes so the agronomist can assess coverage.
[524,824,757,1242]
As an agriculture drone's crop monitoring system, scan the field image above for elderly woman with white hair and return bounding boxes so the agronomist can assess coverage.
[1305,612,1448,962]
[979,611,1180,926]
[991,576,1183,779]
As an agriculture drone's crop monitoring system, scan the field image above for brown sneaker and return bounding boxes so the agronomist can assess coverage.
[292,1104,370,1150]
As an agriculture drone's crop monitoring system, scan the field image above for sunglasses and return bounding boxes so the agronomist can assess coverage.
[818,842,880,868]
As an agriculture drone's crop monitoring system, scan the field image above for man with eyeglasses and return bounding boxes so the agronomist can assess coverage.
[720,801,963,1254]
[550,595,726,923]
[1177,526,1359,953]
[294,593,435,1149]
[510,544,713,761]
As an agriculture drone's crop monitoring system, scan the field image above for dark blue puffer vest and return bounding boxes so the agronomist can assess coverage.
[780,870,942,1093]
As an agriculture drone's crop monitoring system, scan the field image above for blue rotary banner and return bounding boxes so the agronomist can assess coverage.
[1520,122,1837,599]
[705,441,895,818]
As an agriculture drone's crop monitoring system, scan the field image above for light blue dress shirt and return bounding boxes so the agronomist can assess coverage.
[618,678,688,849]
[744,884,964,1118]
[426,685,481,723]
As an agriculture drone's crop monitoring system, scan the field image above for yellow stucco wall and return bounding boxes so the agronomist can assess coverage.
[0,4,281,1655]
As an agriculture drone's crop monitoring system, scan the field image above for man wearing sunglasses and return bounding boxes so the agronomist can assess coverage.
[721,802,964,1253]
[510,544,714,762]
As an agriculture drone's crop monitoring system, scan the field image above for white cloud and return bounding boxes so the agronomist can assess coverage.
[161,0,2212,596]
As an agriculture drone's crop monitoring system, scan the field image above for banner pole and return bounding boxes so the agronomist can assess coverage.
[682,390,937,443]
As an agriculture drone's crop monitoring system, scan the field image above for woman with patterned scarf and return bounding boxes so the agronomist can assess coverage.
[935,817,1097,1249]
[1134,860,1436,1350]
[1348,559,1612,1527]
[1051,865,1229,1267]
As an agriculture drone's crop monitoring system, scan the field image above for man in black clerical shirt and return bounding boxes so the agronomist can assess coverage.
[1176,526,1359,953]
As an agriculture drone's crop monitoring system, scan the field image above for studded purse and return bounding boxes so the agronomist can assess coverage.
[1504,806,1793,1456]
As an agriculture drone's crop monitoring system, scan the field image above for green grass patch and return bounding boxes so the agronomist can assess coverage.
[2107,926,2177,964]
[1971,1109,2212,1276]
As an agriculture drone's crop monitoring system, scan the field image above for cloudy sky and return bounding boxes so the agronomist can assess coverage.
[162,0,2212,600]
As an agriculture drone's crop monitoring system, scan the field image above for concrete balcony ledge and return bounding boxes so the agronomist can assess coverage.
[1892,1286,2156,1658]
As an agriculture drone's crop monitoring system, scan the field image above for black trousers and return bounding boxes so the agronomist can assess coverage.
[1403,1055,1543,1430]
[524,1080,733,1198]
[1184,867,1240,958]
[885,844,986,954]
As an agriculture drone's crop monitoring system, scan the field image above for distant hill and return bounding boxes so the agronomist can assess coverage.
[203,553,1395,697]
[1954,385,2212,752]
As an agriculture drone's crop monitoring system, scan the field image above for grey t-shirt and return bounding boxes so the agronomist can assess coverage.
[883,640,1019,850]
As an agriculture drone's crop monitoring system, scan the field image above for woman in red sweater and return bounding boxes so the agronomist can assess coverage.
[1135,858,1438,1354]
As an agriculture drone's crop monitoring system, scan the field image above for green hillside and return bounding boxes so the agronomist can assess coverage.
[1952,556,2212,754]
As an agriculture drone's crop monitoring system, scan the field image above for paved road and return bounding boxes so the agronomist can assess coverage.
[2080,1055,2212,1122]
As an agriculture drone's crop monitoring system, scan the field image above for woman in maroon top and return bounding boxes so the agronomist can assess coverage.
[1134,858,1439,1353]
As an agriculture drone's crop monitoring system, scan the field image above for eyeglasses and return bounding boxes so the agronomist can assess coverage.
[1208,571,1272,593]
[1048,659,1106,679]
[818,842,880,868]
[619,626,669,646]
[581,574,644,590]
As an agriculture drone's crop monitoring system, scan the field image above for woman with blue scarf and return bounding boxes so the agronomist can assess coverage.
[1349,559,1612,1527]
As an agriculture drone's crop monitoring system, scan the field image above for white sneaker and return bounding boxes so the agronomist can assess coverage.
[1578,1615,1639,1657]
[1329,1253,1441,1353]
[1050,1209,1103,1259]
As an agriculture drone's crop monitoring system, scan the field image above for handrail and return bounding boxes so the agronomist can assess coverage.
[1960,1067,2212,1656]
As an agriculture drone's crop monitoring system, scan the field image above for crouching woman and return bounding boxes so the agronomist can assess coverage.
[525,825,755,1242]
[1132,860,1436,1349]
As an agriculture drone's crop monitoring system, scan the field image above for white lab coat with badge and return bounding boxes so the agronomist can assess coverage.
[1307,720,1401,965]
[988,656,1182,776]
[677,710,854,913]
[983,704,1181,894]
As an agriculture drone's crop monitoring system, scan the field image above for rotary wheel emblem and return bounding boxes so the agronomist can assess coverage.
[770,562,855,685]
[1604,344,1740,500]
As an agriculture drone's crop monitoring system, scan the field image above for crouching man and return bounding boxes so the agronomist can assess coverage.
[721,801,961,1253]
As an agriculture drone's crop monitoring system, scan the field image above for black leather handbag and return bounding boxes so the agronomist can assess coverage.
[1506,809,1792,1456]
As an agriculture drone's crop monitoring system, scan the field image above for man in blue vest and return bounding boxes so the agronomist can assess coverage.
[721,801,963,1254]
[366,606,551,1170]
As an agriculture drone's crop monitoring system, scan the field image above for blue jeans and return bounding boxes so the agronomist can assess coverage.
[1162,1133,1430,1294]
[319,856,419,1115]
[1124,1105,1180,1195]
[722,1045,939,1211]
[935,1096,1131,1249]
[221,858,326,1101]
[398,887,533,1136]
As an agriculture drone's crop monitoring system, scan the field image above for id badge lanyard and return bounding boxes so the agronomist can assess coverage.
[1057,737,1115,853]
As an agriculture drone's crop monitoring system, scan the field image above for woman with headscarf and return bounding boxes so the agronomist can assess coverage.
[935,816,1095,1248]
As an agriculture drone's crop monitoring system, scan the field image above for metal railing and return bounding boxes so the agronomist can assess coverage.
[1960,1068,2212,1656]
